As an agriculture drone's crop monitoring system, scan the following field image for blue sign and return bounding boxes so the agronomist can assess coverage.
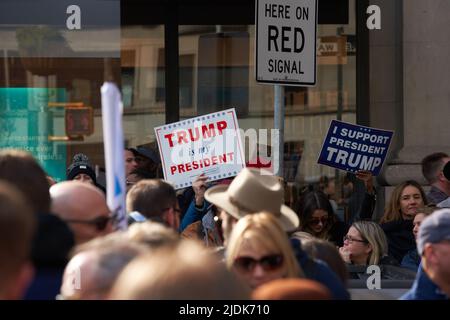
[318,120,393,176]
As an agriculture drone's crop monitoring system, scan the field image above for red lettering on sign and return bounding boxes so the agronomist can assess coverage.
[169,152,236,175]
[188,127,200,141]
[202,123,216,139]
[165,121,230,148]
[217,121,227,134]
[165,133,175,147]
[177,131,189,144]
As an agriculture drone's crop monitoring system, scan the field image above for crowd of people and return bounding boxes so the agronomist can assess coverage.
[0,148,449,300]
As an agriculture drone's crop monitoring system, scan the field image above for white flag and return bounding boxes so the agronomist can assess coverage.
[101,82,127,230]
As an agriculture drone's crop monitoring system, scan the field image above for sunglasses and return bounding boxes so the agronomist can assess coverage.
[233,254,284,273]
[308,216,329,226]
[65,215,112,231]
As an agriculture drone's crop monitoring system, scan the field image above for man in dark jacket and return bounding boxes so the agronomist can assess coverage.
[400,264,448,300]
[401,209,450,300]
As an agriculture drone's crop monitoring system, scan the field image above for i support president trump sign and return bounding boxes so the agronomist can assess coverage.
[154,108,246,189]
[317,120,394,176]
[256,0,317,86]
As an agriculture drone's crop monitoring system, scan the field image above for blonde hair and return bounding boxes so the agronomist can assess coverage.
[226,212,303,278]
[352,221,388,265]
[381,180,427,224]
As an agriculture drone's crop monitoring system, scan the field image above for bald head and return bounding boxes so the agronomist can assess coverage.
[60,251,97,299]
[50,181,113,244]
[60,240,145,300]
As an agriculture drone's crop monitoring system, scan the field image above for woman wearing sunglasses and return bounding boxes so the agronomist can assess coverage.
[225,212,303,289]
[295,191,348,246]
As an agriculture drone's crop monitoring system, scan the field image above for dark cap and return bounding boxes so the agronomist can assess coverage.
[67,153,96,183]
[417,208,450,255]
[134,146,160,164]
[443,161,450,180]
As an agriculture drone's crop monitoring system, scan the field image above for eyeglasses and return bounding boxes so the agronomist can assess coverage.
[65,215,112,231]
[308,216,329,226]
[343,235,368,244]
[233,255,284,273]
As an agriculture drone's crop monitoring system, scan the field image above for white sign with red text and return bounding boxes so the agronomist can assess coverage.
[154,108,245,190]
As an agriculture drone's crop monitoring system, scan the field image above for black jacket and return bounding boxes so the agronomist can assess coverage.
[328,220,348,247]
[25,213,75,300]
[380,218,415,264]
[359,192,376,220]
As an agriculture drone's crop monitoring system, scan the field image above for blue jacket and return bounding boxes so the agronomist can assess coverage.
[400,264,449,300]
[179,199,209,232]
[24,268,64,300]
[401,249,421,272]
[291,238,350,300]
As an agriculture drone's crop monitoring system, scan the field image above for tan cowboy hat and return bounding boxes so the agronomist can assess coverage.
[204,168,299,231]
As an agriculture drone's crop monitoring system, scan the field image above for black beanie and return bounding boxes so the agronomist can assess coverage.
[67,153,96,183]
[444,161,450,181]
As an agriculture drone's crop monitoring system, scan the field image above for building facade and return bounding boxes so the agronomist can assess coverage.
[0,0,448,218]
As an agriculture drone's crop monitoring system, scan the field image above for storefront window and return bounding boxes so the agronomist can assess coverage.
[0,22,165,182]
[0,0,122,182]
[121,25,165,150]
[0,0,357,218]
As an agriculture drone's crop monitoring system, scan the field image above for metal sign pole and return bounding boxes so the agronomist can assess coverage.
[335,27,344,203]
[274,85,285,178]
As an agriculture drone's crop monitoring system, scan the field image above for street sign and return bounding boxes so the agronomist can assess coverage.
[65,106,93,137]
[317,36,347,65]
[256,0,318,86]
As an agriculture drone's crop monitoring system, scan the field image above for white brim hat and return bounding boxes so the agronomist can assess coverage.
[205,168,299,232]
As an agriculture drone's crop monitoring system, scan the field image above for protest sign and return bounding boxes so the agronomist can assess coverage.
[317,120,393,176]
[155,108,245,189]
